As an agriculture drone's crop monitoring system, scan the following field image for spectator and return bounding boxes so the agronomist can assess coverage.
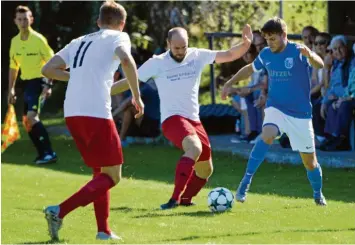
[321,35,351,120]
[302,26,319,50]
[310,32,332,143]
[229,44,267,143]
[252,30,267,53]
[114,80,161,146]
[320,43,355,151]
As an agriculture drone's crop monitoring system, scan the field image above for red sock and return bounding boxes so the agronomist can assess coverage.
[94,190,110,234]
[92,168,111,234]
[171,157,195,201]
[180,172,207,204]
[58,173,115,219]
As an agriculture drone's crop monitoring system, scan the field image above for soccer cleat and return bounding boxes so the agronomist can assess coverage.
[160,198,178,210]
[36,152,57,165]
[315,194,327,206]
[96,231,123,241]
[44,205,63,240]
[236,176,252,203]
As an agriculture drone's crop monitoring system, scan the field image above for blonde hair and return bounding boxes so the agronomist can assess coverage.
[99,1,127,26]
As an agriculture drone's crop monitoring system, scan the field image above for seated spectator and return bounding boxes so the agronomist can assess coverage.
[310,32,332,143]
[231,94,250,137]
[301,26,319,50]
[252,30,267,53]
[321,35,352,119]
[111,65,126,122]
[229,44,267,143]
[114,80,161,146]
[320,43,355,151]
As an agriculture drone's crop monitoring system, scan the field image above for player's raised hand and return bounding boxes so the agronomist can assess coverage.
[242,24,253,45]
[132,96,144,119]
[297,44,312,58]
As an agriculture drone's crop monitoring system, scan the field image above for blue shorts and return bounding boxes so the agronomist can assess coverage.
[23,78,46,115]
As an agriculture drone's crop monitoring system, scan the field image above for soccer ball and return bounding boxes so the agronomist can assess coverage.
[207,187,234,213]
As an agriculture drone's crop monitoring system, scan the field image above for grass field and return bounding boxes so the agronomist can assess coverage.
[1,120,355,244]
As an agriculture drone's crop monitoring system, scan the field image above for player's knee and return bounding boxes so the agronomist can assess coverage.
[189,143,203,159]
[261,125,279,144]
[183,135,203,160]
[195,159,213,179]
[301,153,317,170]
[101,165,122,185]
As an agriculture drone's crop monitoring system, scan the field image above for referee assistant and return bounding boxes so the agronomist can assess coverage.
[8,5,57,164]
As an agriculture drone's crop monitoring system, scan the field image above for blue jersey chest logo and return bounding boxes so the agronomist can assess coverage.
[284,57,294,69]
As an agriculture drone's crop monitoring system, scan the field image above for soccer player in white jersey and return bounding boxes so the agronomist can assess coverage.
[111,25,253,209]
[40,1,143,240]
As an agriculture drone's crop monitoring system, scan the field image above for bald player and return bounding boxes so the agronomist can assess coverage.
[111,25,253,209]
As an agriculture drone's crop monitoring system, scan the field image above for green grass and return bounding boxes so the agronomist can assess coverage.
[1,120,355,244]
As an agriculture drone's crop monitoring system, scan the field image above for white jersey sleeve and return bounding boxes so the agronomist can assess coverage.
[56,40,75,68]
[113,32,131,54]
[196,48,218,66]
[138,57,159,82]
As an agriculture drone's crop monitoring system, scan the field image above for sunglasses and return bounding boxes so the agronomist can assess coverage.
[314,40,327,46]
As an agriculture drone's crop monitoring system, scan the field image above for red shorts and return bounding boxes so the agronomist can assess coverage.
[65,116,123,168]
[162,115,211,162]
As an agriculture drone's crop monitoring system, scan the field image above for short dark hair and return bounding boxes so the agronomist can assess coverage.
[261,17,287,35]
[252,30,261,35]
[167,27,188,42]
[15,5,32,17]
[302,26,319,36]
[316,32,332,45]
[246,44,257,56]
[99,0,127,26]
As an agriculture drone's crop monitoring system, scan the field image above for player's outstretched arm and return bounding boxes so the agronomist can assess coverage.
[215,24,253,64]
[115,46,144,118]
[42,55,70,81]
[111,78,130,95]
[221,64,254,100]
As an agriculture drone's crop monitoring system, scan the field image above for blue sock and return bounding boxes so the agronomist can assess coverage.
[242,139,270,184]
[306,163,323,199]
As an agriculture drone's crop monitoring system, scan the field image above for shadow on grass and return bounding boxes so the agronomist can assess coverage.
[110,206,150,213]
[157,227,355,243]
[133,210,215,219]
[18,239,67,244]
[2,136,355,204]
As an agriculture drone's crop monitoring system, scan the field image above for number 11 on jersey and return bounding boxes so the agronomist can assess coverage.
[73,41,93,68]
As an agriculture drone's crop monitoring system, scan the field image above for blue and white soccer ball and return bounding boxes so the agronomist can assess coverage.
[207,187,234,212]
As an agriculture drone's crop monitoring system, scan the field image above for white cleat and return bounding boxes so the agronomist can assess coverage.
[43,205,63,240]
[96,231,123,241]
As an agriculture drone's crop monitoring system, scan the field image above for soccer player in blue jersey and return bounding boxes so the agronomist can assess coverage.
[222,17,327,206]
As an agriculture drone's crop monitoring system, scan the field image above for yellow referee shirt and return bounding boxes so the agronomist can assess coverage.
[9,28,54,80]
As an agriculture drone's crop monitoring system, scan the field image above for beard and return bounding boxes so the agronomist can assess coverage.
[169,51,185,63]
